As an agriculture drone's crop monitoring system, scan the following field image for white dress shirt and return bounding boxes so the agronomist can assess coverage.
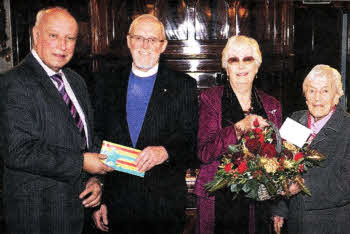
[32,49,89,147]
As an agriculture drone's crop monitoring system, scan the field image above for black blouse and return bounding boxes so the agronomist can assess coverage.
[221,81,267,128]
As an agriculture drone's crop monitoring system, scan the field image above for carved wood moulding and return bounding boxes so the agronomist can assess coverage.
[89,0,294,73]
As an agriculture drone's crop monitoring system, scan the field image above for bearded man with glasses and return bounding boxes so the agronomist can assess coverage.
[193,35,282,234]
[92,14,198,234]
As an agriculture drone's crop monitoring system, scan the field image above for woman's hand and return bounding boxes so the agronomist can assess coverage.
[282,178,304,197]
[273,216,284,234]
[234,114,269,139]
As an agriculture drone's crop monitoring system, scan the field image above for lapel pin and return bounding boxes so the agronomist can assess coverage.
[269,109,277,115]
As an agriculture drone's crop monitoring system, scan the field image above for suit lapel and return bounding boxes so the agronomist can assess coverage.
[296,112,308,128]
[257,90,274,121]
[294,108,342,148]
[26,55,77,125]
[118,66,134,146]
[25,54,66,108]
[25,54,85,138]
[310,106,342,148]
[135,65,169,148]
[64,70,87,115]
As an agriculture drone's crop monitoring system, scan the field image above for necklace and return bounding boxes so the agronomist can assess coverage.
[243,106,254,116]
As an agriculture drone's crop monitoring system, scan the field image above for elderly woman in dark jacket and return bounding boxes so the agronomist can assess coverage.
[273,64,350,234]
[193,35,282,234]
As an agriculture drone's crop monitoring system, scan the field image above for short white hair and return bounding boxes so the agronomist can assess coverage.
[303,64,344,104]
[222,35,262,70]
[128,14,166,40]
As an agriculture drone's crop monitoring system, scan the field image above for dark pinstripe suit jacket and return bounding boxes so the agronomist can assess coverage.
[0,53,94,234]
[93,63,198,232]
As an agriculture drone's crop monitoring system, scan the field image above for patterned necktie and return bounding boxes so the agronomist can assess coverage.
[51,74,86,140]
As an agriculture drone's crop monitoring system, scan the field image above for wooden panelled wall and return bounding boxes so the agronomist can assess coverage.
[7,0,350,115]
[2,0,350,230]
[89,0,293,91]
[89,0,294,71]
[85,0,296,115]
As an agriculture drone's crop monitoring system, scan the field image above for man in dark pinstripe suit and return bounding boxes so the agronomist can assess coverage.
[0,7,113,234]
[92,14,198,234]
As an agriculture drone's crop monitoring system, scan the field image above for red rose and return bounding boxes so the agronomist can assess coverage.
[224,163,233,172]
[254,128,262,134]
[232,151,244,166]
[238,161,248,174]
[253,118,260,127]
[293,152,304,161]
[258,134,264,144]
[279,157,285,164]
[261,143,277,158]
[298,164,304,172]
[245,138,261,154]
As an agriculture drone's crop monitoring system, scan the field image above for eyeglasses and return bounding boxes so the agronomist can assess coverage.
[227,56,255,65]
[128,34,165,46]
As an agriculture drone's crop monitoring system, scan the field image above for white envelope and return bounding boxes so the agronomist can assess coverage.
[279,117,312,148]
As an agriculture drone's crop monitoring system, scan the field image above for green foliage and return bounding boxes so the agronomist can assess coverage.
[205,125,326,201]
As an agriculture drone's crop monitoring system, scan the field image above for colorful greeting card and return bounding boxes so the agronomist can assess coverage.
[100,140,144,177]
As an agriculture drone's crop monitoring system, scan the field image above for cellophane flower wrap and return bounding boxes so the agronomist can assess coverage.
[205,119,326,201]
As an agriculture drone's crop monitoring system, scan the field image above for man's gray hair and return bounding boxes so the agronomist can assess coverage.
[128,14,166,40]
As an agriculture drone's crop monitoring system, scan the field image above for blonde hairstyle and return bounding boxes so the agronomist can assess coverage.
[222,35,262,70]
[303,64,344,104]
[128,14,166,40]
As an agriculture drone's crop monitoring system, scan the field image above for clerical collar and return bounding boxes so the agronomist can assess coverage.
[31,49,63,77]
[131,63,159,77]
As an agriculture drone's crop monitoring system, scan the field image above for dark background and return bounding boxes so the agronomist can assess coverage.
[2,0,350,233]
[6,0,350,115]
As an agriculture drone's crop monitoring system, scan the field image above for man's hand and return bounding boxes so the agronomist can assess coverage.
[79,177,102,208]
[135,146,168,172]
[93,204,109,232]
[83,152,114,174]
[273,216,284,234]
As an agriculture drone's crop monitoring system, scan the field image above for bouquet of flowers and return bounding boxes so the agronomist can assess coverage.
[205,120,326,201]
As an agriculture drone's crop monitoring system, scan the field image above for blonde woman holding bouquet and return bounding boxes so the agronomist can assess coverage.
[194,35,282,234]
[273,65,350,234]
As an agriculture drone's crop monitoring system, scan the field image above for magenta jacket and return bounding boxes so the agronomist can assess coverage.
[193,86,282,234]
